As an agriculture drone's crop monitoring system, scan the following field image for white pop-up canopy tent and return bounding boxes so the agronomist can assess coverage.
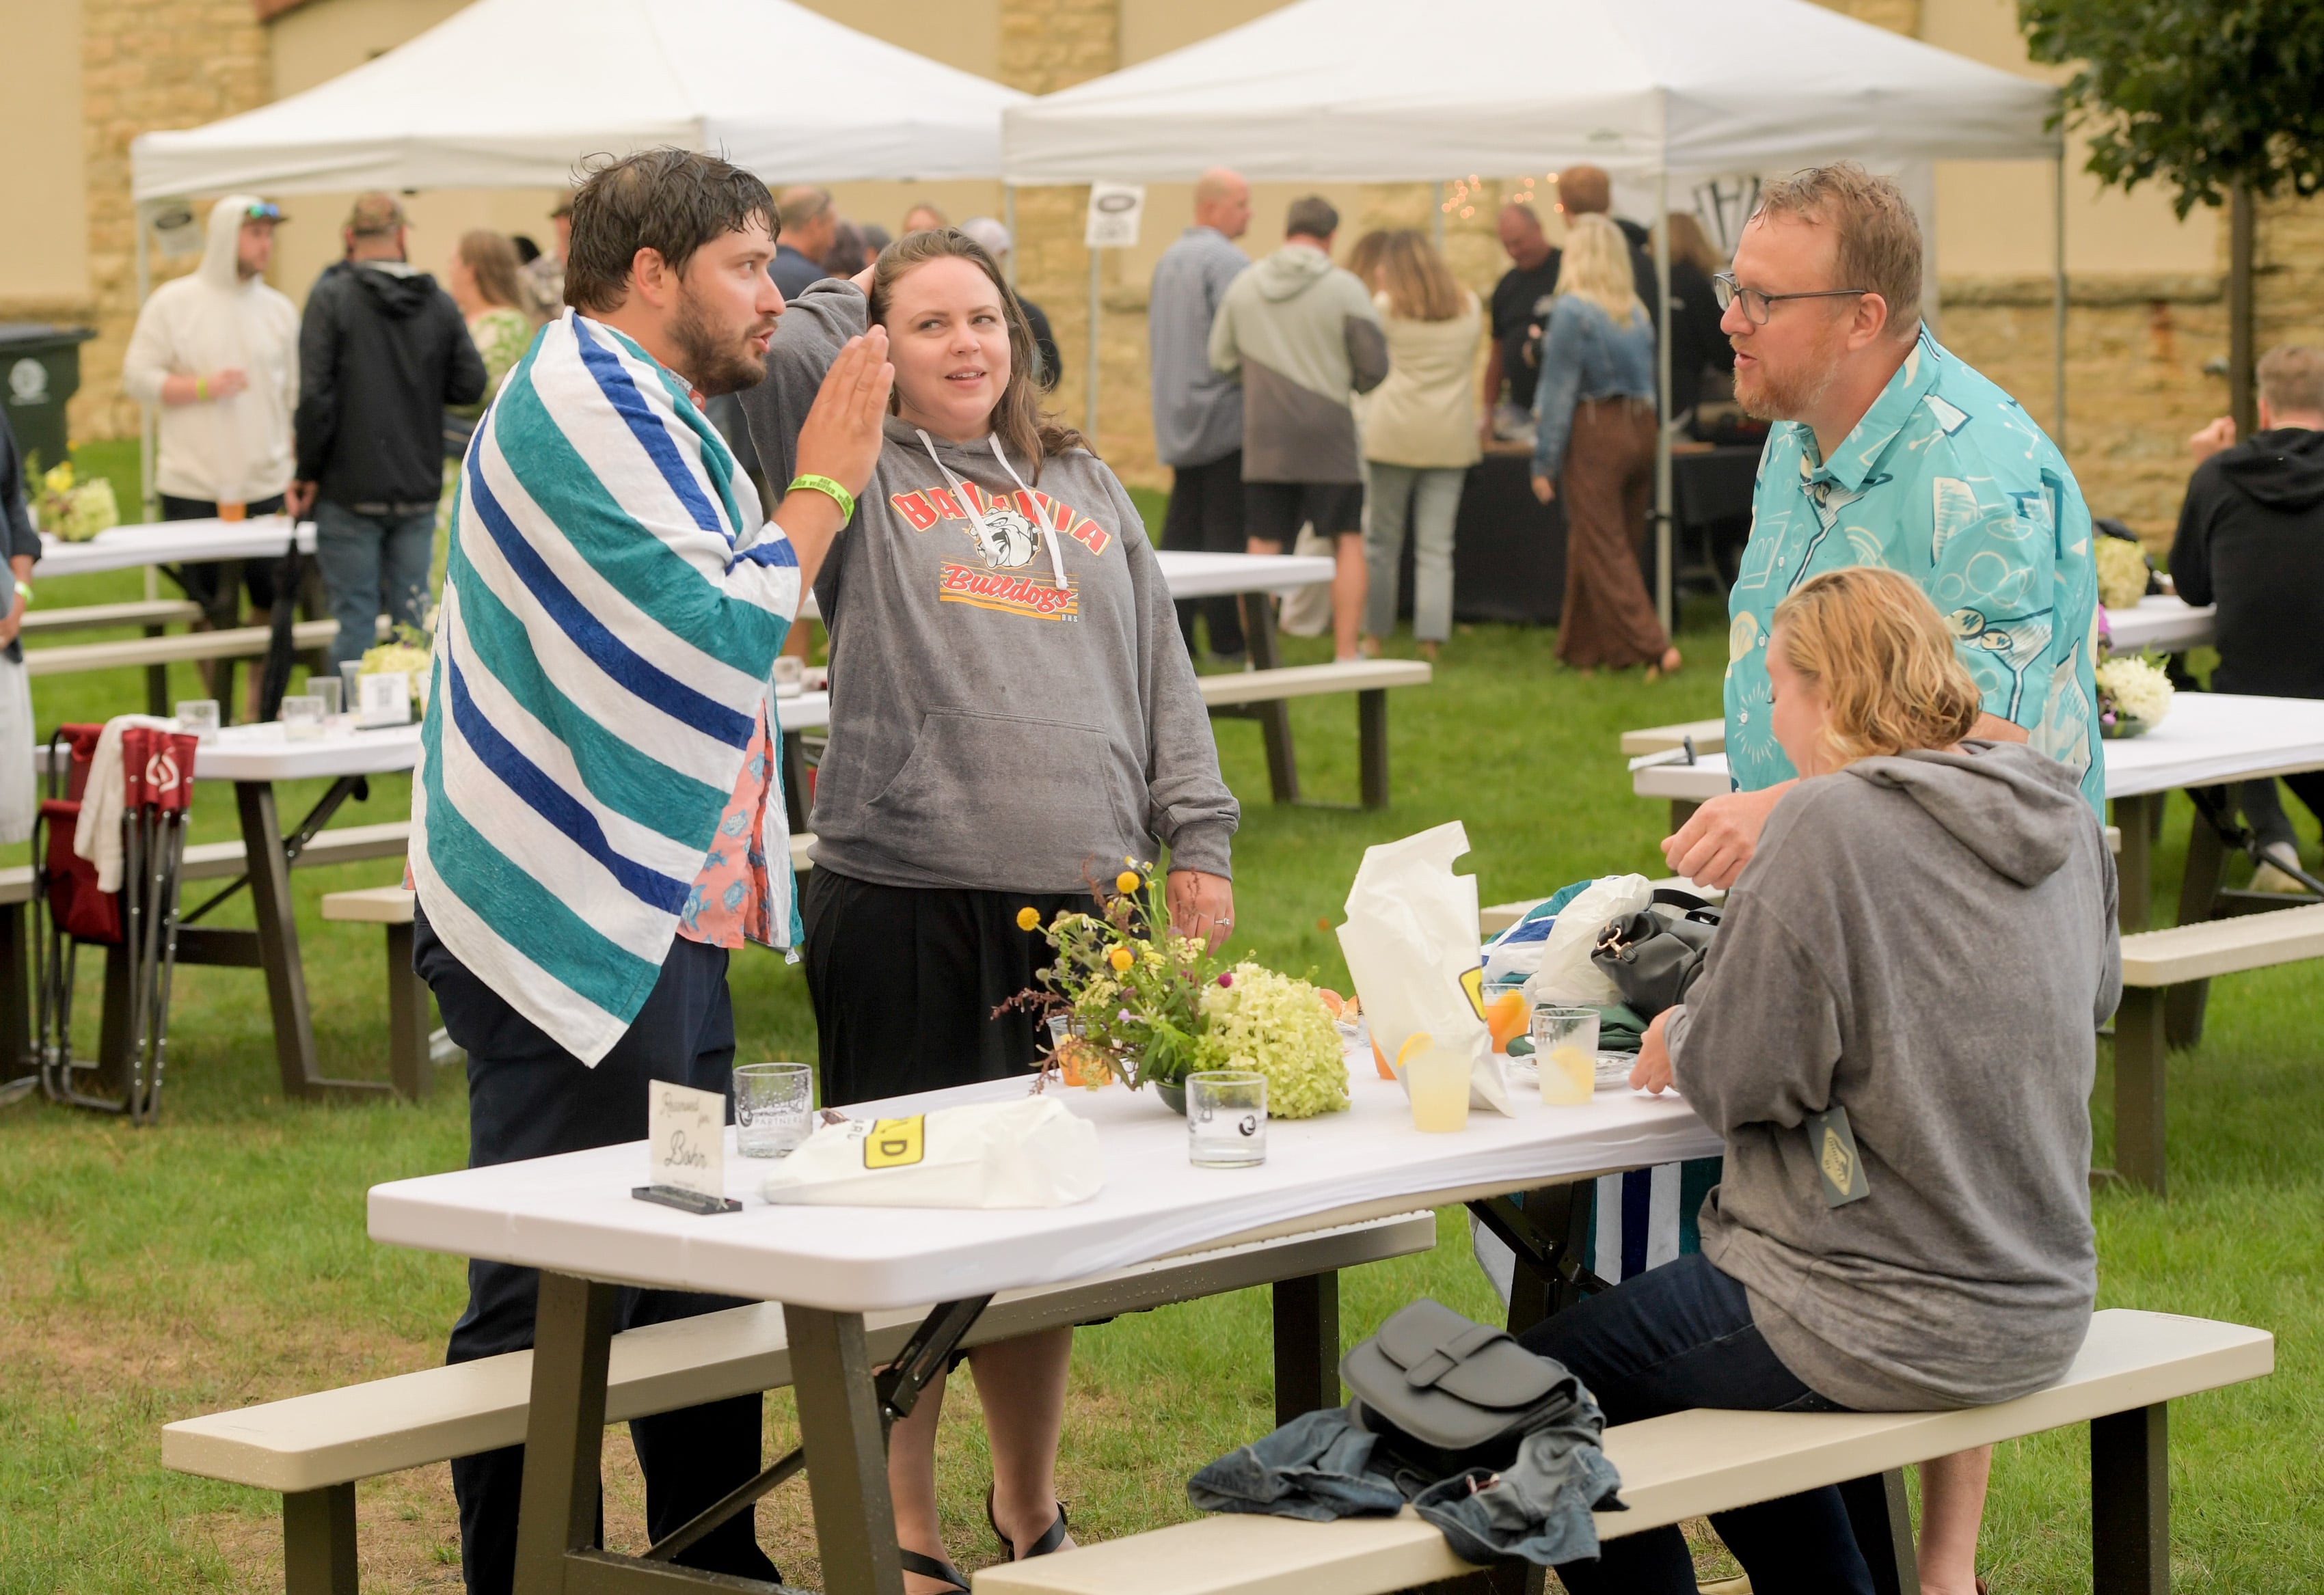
[131,0,1029,199]
[1003,0,2066,628]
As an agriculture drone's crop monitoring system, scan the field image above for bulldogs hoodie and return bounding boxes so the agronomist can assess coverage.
[740,282,1238,893]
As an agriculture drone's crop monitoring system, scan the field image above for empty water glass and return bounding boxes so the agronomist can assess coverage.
[310,674,342,715]
[174,700,220,744]
[1187,1070,1267,1167]
[281,695,325,741]
[733,1062,814,1158]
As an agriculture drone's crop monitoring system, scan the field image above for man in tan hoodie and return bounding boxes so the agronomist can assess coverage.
[1209,195,1388,660]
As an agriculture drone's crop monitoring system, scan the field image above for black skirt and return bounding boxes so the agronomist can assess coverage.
[801,867,1090,1108]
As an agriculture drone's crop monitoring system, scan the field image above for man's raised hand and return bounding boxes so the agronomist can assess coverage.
[794,327,893,504]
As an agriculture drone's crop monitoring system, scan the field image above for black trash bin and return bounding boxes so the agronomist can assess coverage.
[0,324,98,478]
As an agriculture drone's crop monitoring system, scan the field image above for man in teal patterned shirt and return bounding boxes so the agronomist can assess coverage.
[1666,164,2102,889]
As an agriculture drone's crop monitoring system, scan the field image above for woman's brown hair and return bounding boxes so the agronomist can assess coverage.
[1772,566,1982,769]
[457,229,525,312]
[1376,230,1466,323]
[867,227,1085,480]
[1665,212,1722,276]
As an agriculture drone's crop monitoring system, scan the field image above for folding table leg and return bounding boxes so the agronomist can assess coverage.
[385,921,429,1101]
[2111,987,2169,1196]
[1357,688,1390,809]
[515,1272,617,1595]
[1,902,27,1084]
[784,1304,905,1595]
[2092,1404,2167,1595]
[1271,1272,1339,1426]
[2112,793,2154,932]
[239,780,323,1100]
[1238,591,1301,804]
[282,1483,358,1595]
[1837,1470,1920,1595]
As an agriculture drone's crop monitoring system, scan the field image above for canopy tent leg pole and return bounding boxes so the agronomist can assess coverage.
[1003,185,1018,288]
[136,200,159,594]
[1432,182,1445,249]
[1085,244,1100,445]
[1653,169,1674,640]
[2053,152,2068,450]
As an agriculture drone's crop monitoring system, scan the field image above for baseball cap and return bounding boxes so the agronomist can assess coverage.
[344,193,407,236]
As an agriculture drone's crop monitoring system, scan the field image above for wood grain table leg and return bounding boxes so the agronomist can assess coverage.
[2092,1405,2168,1595]
[2111,986,2169,1196]
[515,1272,618,1595]
[1272,1272,1340,1427]
[239,780,323,1100]
[784,1304,904,1595]
[2113,793,2154,933]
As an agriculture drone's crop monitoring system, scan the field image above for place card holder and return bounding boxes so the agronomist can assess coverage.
[634,1080,743,1215]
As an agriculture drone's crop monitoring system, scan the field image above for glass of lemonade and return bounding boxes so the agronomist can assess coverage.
[1404,1043,1472,1132]
[1532,1008,1600,1105]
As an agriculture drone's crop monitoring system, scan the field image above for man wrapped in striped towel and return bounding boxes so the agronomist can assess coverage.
[404,148,891,1595]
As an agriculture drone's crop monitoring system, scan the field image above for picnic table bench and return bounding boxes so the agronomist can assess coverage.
[975,1308,2271,1595]
[161,1212,1437,1595]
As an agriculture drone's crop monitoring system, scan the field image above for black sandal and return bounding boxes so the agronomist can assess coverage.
[986,1484,1070,1559]
[900,1548,971,1592]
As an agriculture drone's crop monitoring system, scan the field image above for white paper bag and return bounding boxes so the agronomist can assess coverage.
[1335,821,1515,1117]
[759,1096,1104,1209]
[1524,873,1653,1008]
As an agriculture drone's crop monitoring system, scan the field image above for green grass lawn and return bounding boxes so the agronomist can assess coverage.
[1,466,2316,1591]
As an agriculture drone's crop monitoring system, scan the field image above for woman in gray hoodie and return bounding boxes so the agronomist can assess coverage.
[1526,567,2118,1595]
[741,230,1239,1594]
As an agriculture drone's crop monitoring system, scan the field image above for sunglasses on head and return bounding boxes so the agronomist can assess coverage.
[245,202,284,222]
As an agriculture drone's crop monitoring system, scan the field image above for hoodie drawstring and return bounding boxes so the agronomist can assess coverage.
[913,429,1067,590]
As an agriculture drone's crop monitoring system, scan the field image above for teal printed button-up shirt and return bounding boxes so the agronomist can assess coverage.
[1724,329,2104,814]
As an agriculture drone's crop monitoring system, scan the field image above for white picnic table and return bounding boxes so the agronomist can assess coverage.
[369,1065,1719,1595]
[1636,692,2324,929]
[795,548,1332,622]
[36,515,315,579]
[2106,595,2215,655]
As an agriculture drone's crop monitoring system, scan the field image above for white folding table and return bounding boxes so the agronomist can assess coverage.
[1634,692,2324,934]
[369,1067,1720,1595]
[2105,595,2215,656]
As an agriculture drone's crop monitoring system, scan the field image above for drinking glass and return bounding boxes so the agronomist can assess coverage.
[339,661,365,719]
[310,674,342,715]
[174,700,220,744]
[1404,1044,1472,1132]
[733,1062,813,1158]
[1187,1070,1267,1167]
[281,694,325,741]
[1532,1007,1601,1104]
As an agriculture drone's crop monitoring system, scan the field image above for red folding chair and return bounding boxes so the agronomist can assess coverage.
[31,721,199,1123]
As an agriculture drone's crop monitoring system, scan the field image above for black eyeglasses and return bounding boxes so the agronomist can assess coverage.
[1713,271,1869,326]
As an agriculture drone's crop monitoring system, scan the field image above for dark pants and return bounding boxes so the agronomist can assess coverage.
[1517,1253,1874,1595]
[2240,772,2324,858]
[161,493,284,627]
[1163,450,1247,658]
[802,867,1082,1108]
[414,910,781,1595]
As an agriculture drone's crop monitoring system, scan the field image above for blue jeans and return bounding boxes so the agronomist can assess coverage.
[1517,1253,1876,1595]
[314,500,434,668]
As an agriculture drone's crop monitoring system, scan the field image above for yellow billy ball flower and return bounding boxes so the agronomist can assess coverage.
[1108,946,1135,972]
[1115,870,1141,895]
[1015,906,1041,932]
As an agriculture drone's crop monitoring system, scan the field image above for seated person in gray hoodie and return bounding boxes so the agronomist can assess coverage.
[1525,567,2119,1595]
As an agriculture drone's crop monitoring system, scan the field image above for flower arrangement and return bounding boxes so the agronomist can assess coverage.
[2096,652,2174,737]
[1007,862,1349,1118]
[2094,534,2153,612]
[34,463,120,544]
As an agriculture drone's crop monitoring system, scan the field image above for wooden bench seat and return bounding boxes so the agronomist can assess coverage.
[1618,718,1726,758]
[22,617,344,677]
[1199,659,1431,810]
[2109,901,2324,1192]
[975,1308,2273,1595]
[161,1212,1437,1594]
[20,599,204,635]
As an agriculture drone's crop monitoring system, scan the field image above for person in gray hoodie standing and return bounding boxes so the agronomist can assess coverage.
[1524,567,2117,1595]
[740,227,1237,1595]
[1209,195,1388,660]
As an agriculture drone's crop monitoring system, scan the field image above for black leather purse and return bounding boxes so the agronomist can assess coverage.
[1340,1300,1586,1478]
[1589,889,1722,1018]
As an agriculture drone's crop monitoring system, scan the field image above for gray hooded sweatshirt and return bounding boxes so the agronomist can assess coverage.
[738,283,1237,892]
[1208,245,1388,484]
[1666,741,2119,1410]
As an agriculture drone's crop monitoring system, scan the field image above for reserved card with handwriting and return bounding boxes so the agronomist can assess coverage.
[635,1080,740,1214]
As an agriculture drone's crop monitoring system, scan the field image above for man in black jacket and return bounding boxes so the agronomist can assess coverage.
[287,193,485,668]
[2171,342,2324,890]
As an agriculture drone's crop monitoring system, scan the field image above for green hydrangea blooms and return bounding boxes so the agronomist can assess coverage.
[1200,962,1350,1119]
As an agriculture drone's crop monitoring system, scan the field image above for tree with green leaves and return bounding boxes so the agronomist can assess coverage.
[2020,0,2324,431]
